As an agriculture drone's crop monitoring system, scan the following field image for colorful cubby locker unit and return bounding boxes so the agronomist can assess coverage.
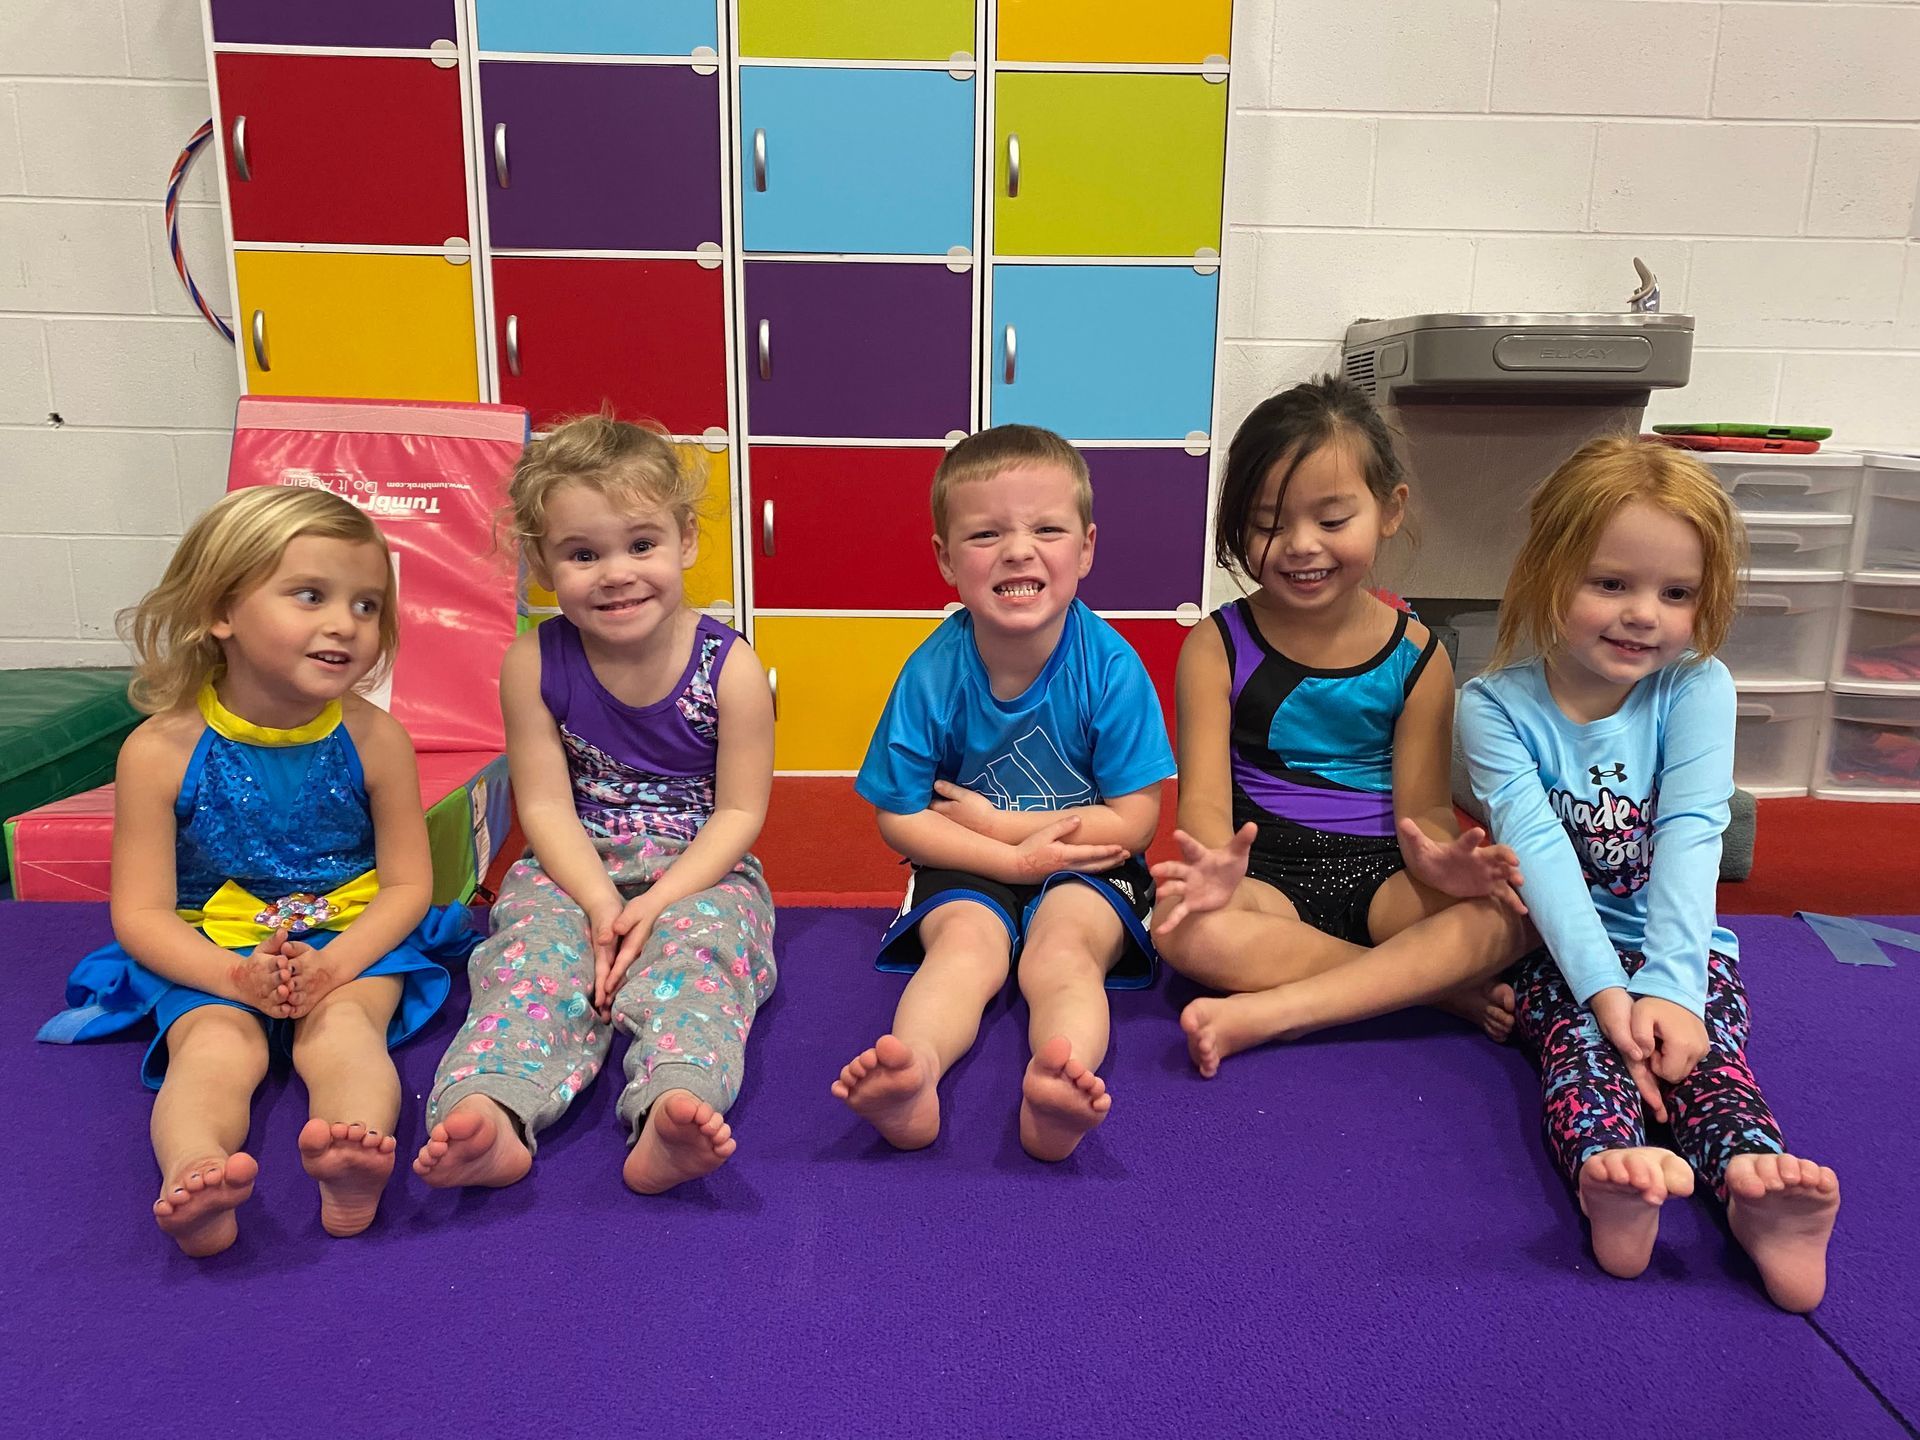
[199,0,1238,773]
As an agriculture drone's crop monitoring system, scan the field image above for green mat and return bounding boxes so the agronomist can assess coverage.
[0,668,140,877]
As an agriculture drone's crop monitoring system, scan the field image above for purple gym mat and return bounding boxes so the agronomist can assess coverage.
[3,902,1913,1439]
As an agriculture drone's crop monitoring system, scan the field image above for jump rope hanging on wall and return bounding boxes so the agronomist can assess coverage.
[167,121,234,344]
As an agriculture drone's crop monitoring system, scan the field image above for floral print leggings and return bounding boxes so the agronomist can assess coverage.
[1512,946,1786,1200]
[428,832,776,1151]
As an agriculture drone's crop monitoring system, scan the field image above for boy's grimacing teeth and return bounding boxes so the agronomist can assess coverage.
[994,579,1044,597]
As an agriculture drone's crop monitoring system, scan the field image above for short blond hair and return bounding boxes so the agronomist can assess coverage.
[506,415,708,571]
[122,485,399,714]
[1490,436,1747,671]
[930,425,1091,540]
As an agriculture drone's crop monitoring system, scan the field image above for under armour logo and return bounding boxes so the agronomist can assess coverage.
[1590,764,1627,783]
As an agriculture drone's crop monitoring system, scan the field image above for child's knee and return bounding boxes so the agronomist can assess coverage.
[1016,936,1108,998]
[293,977,402,1056]
[167,1005,270,1082]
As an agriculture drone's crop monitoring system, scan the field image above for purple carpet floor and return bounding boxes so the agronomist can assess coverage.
[2,902,1914,1440]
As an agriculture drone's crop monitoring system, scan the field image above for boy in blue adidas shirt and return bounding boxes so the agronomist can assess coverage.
[831,425,1174,1162]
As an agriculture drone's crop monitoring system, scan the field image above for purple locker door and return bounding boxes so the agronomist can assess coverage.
[1076,449,1210,612]
[481,62,722,252]
[744,261,972,440]
[209,0,456,47]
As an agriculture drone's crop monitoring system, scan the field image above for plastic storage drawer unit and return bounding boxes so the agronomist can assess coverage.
[1706,451,1861,519]
[1815,684,1920,801]
[1835,573,1920,688]
[1744,515,1853,574]
[1856,452,1920,575]
[1732,680,1824,797]
[1721,571,1845,684]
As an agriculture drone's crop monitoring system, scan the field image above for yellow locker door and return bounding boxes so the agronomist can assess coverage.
[755,616,941,772]
[685,444,736,612]
[997,0,1231,64]
[993,74,1225,257]
[235,251,480,401]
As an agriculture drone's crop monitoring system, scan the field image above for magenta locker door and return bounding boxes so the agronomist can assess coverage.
[481,61,723,252]
[1075,449,1210,612]
[743,261,972,440]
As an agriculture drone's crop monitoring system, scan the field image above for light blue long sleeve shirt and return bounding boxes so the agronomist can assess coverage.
[1458,656,1738,1017]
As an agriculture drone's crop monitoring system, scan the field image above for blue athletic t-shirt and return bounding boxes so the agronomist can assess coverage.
[856,600,1174,817]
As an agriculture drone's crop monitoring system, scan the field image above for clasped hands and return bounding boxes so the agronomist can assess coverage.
[230,926,338,1020]
[1588,988,1711,1122]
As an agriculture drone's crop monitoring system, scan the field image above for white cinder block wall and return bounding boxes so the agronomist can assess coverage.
[1,0,235,668]
[3,1,1919,662]
[1219,0,1920,503]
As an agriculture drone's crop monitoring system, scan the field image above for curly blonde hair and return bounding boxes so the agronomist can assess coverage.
[1489,436,1747,672]
[122,485,399,714]
[506,415,709,576]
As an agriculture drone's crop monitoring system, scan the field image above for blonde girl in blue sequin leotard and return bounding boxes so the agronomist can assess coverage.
[40,486,474,1257]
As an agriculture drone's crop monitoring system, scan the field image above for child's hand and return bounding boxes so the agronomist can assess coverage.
[228,927,295,1018]
[596,893,666,1016]
[1149,824,1255,935]
[1588,986,1667,1123]
[1396,820,1527,915]
[277,938,332,1019]
[1012,815,1128,882]
[930,780,1005,840]
[584,895,624,1018]
[1630,995,1710,1086]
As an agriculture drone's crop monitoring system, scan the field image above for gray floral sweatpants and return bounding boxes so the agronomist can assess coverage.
[427,831,777,1150]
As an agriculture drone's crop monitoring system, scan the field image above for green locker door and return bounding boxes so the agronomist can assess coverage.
[738,0,975,60]
[993,73,1226,258]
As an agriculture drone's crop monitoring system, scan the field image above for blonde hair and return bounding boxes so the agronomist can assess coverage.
[123,485,399,714]
[1489,435,1746,671]
[930,425,1091,539]
[506,414,707,571]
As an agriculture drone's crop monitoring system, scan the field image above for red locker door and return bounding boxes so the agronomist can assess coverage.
[1109,617,1190,745]
[217,54,468,246]
[749,447,949,610]
[492,257,728,435]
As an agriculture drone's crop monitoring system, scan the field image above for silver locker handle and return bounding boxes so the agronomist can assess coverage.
[232,115,251,181]
[1006,133,1019,198]
[761,498,775,556]
[767,667,778,720]
[505,314,521,377]
[757,318,771,381]
[250,310,270,372]
[752,128,767,192]
[492,122,510,188]
[1003,324,1016,385]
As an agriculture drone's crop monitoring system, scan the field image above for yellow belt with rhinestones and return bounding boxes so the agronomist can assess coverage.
[178,869,380,950]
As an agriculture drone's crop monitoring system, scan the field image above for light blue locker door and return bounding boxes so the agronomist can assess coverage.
[740,67,974,255]
[474,0,718,54]
[991,266,1218,440]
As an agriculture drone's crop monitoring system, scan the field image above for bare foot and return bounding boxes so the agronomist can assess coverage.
[831,1033,941,1150]
[1434,980,1516,1043]
[1726,1151,1841,1313]
[1578,1146,1695,1279]
[298,1117,396,1238]
[152,1151,259,1258]
[1019,1034,1112,1162]
[412,1094,532,1190]
[622,1090,736,1195]
[1179,991,1290,1078]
